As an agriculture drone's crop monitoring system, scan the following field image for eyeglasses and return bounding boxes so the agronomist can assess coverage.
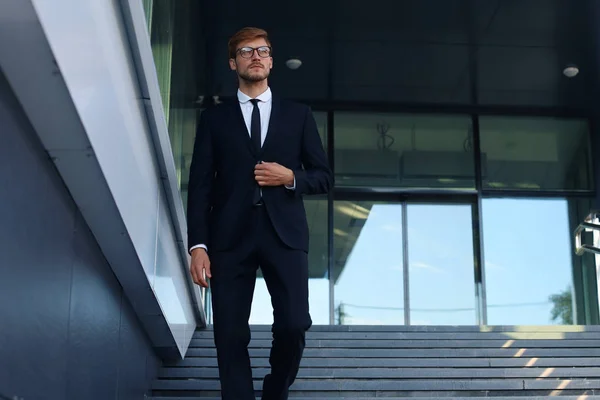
[236,46,272,59]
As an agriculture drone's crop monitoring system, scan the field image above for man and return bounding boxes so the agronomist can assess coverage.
[186,27,332,400]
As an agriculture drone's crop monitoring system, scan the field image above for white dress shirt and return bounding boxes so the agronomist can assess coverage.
[238,87,272,146]
[189,87,294,254]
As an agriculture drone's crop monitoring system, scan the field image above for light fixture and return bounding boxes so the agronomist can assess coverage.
[285,58,302,70]
[563,64,579,78]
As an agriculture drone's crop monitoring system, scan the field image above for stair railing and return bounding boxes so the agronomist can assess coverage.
[575,210,600,256]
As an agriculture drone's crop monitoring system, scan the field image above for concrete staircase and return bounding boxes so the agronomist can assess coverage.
[151,325,600,399]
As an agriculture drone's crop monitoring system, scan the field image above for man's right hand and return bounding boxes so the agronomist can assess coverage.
[190,248,211,288]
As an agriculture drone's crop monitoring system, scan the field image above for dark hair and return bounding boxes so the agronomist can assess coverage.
[228,27,271,59]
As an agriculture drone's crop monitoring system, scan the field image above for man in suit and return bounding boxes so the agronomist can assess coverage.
[186,27,332,400]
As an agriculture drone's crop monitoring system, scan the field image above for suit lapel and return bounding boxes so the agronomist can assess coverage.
[230,99,256,157]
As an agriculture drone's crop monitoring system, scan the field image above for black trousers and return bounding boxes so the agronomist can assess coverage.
[209,204,312,400]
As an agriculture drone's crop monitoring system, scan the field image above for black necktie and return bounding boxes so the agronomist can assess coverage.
[250,99,261,153]
[250,99,262,204]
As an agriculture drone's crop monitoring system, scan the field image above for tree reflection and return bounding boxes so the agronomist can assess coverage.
[549,286,573,325]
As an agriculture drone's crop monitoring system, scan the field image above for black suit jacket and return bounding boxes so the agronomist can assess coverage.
[186,95,333,253]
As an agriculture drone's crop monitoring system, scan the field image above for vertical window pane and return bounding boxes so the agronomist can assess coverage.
[147,0,175,125]
[482,198,576,325]
[479,117,593,191]
[568,198,599,325]
[334,201,405,325]
[334,113,474,189]
[408,204,476,325]
[314,111,327,152]
[145,0,201,199]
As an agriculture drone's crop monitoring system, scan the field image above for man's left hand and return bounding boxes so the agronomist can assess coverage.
[255,162,294,187]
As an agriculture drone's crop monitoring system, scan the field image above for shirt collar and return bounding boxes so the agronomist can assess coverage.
[237,87,272,104]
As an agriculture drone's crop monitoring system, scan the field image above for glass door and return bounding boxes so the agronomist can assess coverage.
[333,201,405,325]
[406,203,477,325]
[333,199,478,325]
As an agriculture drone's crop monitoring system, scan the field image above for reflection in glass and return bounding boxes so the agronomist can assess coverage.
[314,112,327,151]
[408,204,476,325]
[479,117,593,191]
[142,0,202,197]
[482,198,576,325]
[146,0,176,125]
[250,197,330,325]
[334,113,474,189]
[142,0,154,29]
[566,197,598,325]
[334,201,405,325]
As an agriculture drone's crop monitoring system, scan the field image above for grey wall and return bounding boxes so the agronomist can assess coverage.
[0,69,161,399]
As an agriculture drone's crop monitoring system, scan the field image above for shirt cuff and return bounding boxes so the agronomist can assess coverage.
[189,244,207,254]
[285,177,296,190]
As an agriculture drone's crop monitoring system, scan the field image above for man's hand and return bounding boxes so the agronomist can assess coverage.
[255,162,294,187]
[190,248,211,288]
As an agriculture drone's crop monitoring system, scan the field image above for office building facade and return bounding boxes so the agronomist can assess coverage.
[2,0,600,398]
[143,0,600,327]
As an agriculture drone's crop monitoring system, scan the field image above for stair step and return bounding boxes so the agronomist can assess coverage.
[197,324,600,333]
[158,366,600,379]
[152,378,600,391]
[189,338,600,348]
[186,347,600,358]
[151,397,600,400]
[155,326,600,398]
[164,356,600,368]
[193,331,600,340]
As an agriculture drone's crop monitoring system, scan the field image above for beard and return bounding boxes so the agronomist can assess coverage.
[238,66,270,83]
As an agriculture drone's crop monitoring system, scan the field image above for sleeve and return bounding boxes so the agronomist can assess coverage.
[186,111,214,253]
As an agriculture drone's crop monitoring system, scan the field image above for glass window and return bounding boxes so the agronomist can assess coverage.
[142,0,153,30]
[334,113,475,189]
[479,116,593,191]
[333,201,405,325]
[408,204,477,325]
[143,0,201,199]
[481,198,581,325]
[314,111,327,151]
[333,201,479,325]
[146,0,176,125]
[570,198,600,325]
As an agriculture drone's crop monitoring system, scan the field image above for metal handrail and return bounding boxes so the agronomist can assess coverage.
[575,210,600,256]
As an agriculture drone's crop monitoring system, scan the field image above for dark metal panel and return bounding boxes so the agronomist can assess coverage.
[335,0,471,43]
[471,114,487,325]
[200,0,595,109]
[327,110,335,324]
[118,290,162,400]
[401,202,410,325]
[477,46,590,108]
[301,100,592,118]
[585,0,600,209]
[481,189,597,198]
[334,186,478,202]
[0,69,161,400]
[591,118,600,210]
[479,0,589,47]
[65,213,122,400]
[0,67,73,400]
